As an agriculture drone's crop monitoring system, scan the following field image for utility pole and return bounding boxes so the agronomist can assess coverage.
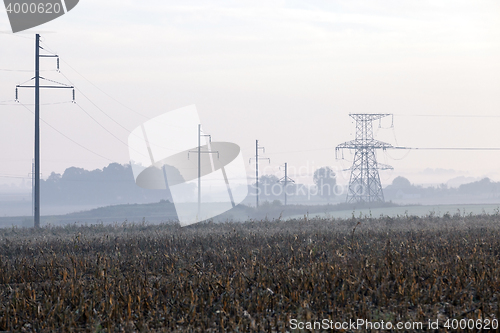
[188,124,218,217]
[34,35,39,227]
[16,34,74,228]
[249,140,270,208]
[336,114,394,203]
[30,159,35,218]
[278,163,295,205]
[198,124,201,214]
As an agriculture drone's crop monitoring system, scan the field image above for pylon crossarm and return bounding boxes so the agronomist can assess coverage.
[377,163,394,171]
[336,140,393,150]
[349,113,391,121]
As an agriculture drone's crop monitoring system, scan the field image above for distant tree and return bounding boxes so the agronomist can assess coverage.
[313,167,336,200]
[47,172,61,181]
[258,174,280,185]
[40,163,172,205]
[459,178,499,195]
[61,166,89,180]
[391,176,412,189]
[257,174,280,197]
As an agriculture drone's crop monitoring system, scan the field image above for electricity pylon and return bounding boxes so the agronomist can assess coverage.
[336,114,394,203]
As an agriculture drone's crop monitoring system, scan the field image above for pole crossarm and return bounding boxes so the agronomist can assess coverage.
[188,150,219,159]
[278,176,295,184]
[249,157,270,163]
[17,85,73,89]
[17,76,73,89]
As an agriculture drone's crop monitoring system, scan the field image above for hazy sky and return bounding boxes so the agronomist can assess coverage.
[1,0,500,189]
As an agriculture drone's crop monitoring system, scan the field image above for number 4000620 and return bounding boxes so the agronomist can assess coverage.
[5,2,62,14]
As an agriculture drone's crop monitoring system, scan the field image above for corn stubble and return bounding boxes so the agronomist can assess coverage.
[0,214,499,332]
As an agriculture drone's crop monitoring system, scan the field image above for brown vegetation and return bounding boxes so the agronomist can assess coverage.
[0,212,499,332]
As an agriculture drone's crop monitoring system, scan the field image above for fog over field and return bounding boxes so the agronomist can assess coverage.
[1,0,500,191]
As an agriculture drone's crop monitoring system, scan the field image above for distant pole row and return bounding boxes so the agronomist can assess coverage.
[251,141,295,207]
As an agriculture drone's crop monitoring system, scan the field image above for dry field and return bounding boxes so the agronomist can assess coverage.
[0,212,500,332]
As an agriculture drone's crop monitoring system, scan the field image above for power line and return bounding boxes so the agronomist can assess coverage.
[395,114,500,118]
[0,99,17,104]
[394,147,500,151]
[73,103,132,149]
[383,149,411,161]
[73,103,154,159]
[60,63,150,119]
[0,69,56,72]
[264,146,336,155]
[0,174,29,179]
[18,102,114,162]
[0,69,33,72]
[35,43,219,154]
[1,101,73,106]
[3,33,33,40]
[57,71,182,153]
[59,71,134,133]
[41,44,150,119]
[58,69,190,132]
[38,39,57,53]
[43,48,191,132]
[36,61,143,155]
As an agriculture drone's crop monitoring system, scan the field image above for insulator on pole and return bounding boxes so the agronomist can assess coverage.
[15,87,18,101]
[57,57,60,71]
[72,89,75,102]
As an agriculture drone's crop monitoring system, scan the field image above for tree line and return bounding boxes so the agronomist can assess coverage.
[41,163,171,205]
[40,164,339,206]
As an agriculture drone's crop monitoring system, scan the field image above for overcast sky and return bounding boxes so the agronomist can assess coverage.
[1,0,500,189]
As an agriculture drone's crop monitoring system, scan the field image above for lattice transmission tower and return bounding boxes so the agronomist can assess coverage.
[336,114,394,203]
